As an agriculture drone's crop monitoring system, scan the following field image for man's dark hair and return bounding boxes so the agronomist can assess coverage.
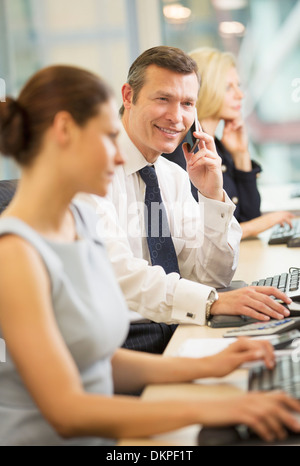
[119,46,200,116]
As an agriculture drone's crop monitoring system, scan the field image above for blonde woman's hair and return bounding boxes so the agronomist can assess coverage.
[189,47,236,121]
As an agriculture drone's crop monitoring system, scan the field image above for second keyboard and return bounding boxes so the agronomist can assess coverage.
[268,218,300,245]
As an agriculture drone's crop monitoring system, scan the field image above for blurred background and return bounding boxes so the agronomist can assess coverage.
[0,0,299,210]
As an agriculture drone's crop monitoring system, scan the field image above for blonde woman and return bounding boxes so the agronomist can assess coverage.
[163,47,294,239]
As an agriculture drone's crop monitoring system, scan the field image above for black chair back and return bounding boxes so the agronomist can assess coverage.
[0,180,18,214]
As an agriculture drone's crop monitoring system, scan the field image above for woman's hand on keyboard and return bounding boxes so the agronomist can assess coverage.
[241,211,295,239]
[206,337,276,376]
[212,286,292,321]
[198,392,300,442]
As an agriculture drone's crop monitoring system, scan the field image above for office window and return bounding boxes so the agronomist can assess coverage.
[1,0,299,202]
[0,0,144,179]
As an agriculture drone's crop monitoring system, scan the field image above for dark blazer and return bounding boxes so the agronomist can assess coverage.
[162,137,262,223]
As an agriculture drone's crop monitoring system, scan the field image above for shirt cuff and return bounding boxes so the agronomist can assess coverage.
[171,278,214,325]
[197,190,236,233]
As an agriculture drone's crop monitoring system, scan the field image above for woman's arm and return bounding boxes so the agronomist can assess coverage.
[220,118,261,222]
[111,338,276,394]
[221,118,252,171]
[1,235,300,442]
[241,211,295,238]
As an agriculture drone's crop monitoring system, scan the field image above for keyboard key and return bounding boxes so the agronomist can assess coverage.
[248,353,300,399]
[268,219,300,245]
[251,269,300,301]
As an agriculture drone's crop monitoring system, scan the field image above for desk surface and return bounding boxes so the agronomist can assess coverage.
[235,233,300,285]
[119,235,300,446]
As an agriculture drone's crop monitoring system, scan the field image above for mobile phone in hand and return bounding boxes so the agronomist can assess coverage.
[186,107,200,153]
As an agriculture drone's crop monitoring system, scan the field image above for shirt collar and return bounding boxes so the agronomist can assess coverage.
[120,124,157,176]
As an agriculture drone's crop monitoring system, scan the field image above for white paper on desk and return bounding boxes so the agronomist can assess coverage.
[177,337,248,391]
[177,338,236,358]
[177,333,294,359]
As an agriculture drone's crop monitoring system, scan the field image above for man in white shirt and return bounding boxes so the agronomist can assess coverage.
[81,46,291,353]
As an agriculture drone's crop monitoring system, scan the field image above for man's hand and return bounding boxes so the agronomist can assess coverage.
[211,286,292,321]
[182,131,224,202]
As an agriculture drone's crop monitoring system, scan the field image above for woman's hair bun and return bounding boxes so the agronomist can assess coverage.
[0,97,27,160]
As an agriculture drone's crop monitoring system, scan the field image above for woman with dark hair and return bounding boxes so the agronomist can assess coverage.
[0,65,299,446]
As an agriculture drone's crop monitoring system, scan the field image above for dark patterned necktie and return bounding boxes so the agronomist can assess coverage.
[139,165,180,274]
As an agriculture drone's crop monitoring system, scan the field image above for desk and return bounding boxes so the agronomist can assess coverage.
[119,236,300,446]
[235,233,300,285]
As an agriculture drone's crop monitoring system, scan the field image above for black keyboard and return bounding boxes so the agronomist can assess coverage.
[198,424,300,446]
[248,352,300,398]
[251,268,300,301]
[268,218,300,245]
[198,352,300,446]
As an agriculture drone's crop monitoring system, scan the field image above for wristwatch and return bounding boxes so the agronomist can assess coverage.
[205,289,219,322]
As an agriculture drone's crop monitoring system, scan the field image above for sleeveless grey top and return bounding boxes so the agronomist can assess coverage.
[0,201,129,446]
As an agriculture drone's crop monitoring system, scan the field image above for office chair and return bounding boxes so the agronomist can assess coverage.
[0,179,18,214]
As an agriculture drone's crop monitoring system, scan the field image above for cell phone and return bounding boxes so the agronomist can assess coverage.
[186,107,201,153]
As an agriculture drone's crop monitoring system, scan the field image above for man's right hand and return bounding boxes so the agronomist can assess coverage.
[211,286,292,321]
[182,131,224,203]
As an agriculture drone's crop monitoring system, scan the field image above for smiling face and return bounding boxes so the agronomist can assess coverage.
[218,66,244,121]
[122,64,199,163]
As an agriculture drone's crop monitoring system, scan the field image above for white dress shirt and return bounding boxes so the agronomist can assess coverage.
[79,125,242,325]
